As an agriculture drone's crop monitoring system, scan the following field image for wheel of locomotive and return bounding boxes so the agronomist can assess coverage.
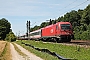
[46,38,50,42]
[50,37,57,42]
[67,38,71,42]
[48,37,57,42]
[57,38,63,43]
[66,37,71,42]
[41,38,46,42]
[53,38,57,42]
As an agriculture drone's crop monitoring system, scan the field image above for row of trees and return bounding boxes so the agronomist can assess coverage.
[30,4,90,40]
[0,18,16,41]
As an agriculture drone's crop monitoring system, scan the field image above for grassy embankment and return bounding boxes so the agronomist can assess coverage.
[0,41,11,60]
[16,40,90,60]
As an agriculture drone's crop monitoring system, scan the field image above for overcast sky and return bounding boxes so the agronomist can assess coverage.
[0,0,90,36]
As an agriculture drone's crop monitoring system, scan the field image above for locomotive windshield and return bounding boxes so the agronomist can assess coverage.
[61,24,71,30]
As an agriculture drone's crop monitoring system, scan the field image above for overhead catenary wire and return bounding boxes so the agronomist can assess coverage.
[60,0,89,16]
[30,0,78,26]
[59,0,78,11]
[70,0,89,10]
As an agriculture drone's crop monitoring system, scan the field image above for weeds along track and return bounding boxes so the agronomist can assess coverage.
[20,39,90,48]
[37,40,90,45]
[37,40,90,48]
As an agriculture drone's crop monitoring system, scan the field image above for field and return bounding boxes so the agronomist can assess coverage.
[0,41,6,55]
[0,41,11,60]
[16,40,90,60]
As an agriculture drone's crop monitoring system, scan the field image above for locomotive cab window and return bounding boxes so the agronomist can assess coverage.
[61,24,71,30]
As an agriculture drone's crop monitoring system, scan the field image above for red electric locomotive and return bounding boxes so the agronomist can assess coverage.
[41,22,74,42]
[29,22,74,42]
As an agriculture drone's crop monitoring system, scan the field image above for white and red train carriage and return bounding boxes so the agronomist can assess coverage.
[29,22,74,42]
[29,29,41,40]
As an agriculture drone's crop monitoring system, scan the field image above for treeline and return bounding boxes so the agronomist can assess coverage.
[0,18,16,41]
[30,4,90,40]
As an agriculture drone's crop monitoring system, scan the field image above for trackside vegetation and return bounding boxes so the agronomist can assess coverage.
[16,40,90,60]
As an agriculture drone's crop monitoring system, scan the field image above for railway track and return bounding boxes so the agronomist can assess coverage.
[69,40,90,46]
[19,39,90,48]
[60,40,90,48]
[41,40,90,48]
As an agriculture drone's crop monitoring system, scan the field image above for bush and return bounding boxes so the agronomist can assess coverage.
[5,32,16,42]
[80,31,90,40]
[74,31,81,40]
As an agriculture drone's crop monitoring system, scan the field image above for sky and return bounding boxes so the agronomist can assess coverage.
[0,0,90,36]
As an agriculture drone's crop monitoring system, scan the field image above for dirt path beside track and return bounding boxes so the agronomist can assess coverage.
[10,43,43,60]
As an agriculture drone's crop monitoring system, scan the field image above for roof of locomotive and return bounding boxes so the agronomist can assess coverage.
[56,22,71,24]
[29,22,71,33]
[41,22,71,29]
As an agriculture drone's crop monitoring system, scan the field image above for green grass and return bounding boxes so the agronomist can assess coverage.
[16,40,58,60]
[16,40,90,60]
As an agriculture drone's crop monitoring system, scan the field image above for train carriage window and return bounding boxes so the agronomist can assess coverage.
[30,30,41,36]
[39,31,41,35]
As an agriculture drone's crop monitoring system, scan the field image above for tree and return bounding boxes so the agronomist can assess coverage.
[52,20,57,24]
[57,16,64,22]
[82,4,90,25]
[0,18,11,40]
[5,32,16,42]
[30,25,40,32]
[33,25,40,31]
[40,22,48,28]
